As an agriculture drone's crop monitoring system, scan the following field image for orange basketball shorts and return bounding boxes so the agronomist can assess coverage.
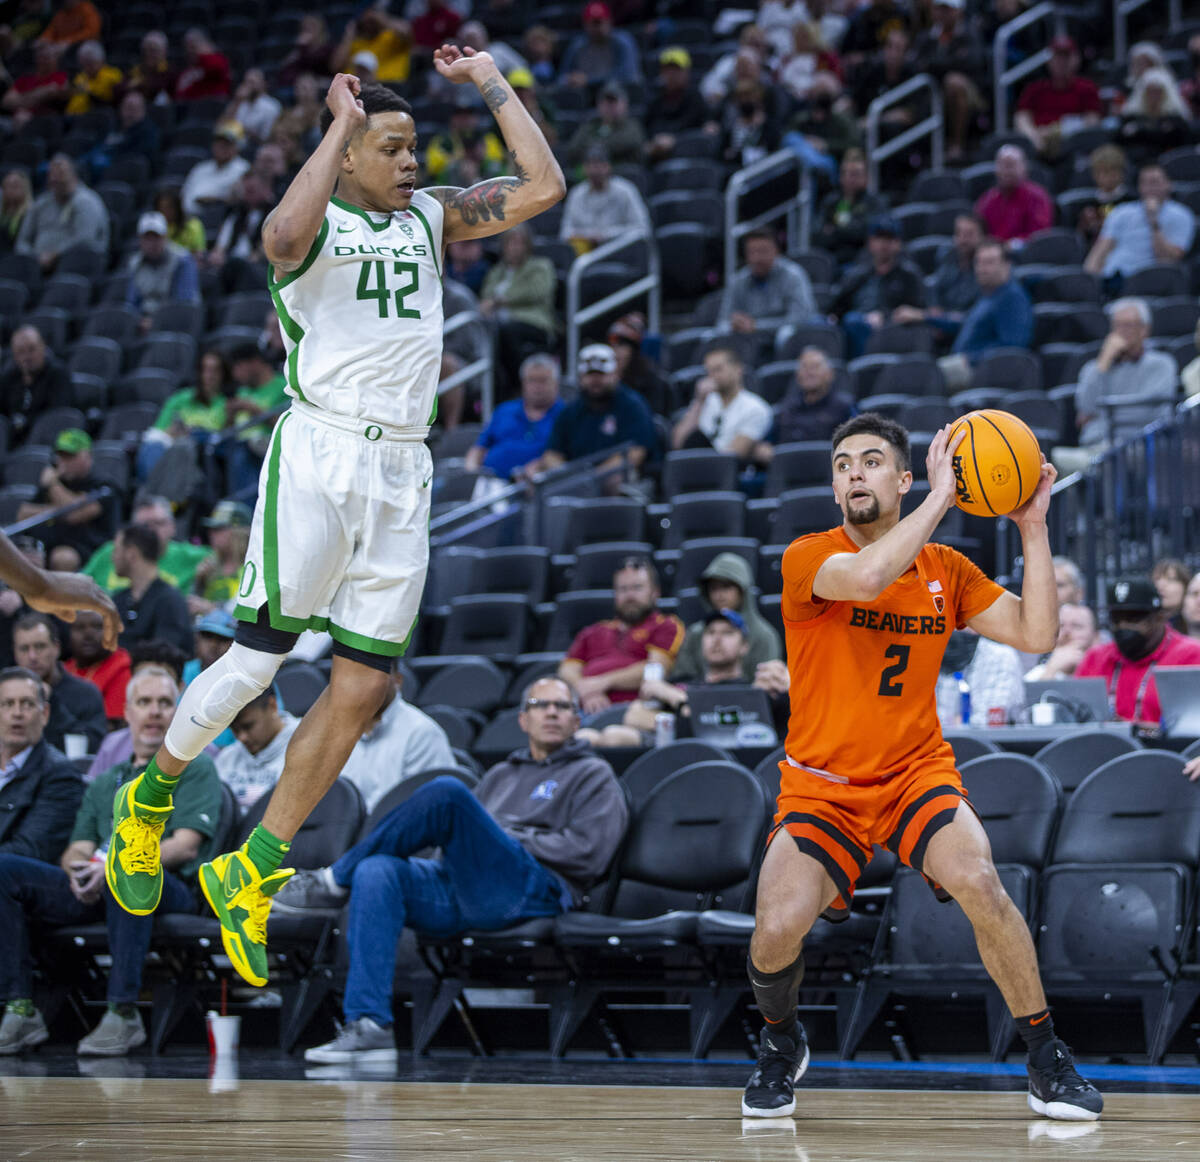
[770,751,969,920]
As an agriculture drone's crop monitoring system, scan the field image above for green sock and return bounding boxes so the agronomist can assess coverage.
[108,1002,136,1019]
[137,757,180,810]
[244,823,291,878]
[5,999,34,1017]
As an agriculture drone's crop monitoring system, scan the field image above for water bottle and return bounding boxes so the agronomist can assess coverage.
[642,660,664,709]
[954,671,971,726]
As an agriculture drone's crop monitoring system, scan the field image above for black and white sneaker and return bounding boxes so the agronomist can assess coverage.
[1027,1039,1103,1121]
[741,1024,810,1117]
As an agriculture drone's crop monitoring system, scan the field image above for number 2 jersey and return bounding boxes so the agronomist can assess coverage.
[780,526,1004,784]
[268,192,445,430]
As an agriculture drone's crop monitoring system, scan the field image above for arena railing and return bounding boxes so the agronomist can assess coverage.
[441,309,496,421]
[1114,0,1184,65]
[565,231,660,376]
[993,396,1200,606]
[1,485,114,538]
[864,73,944,195]
[992,3,1065,132]
[724,149,812,284]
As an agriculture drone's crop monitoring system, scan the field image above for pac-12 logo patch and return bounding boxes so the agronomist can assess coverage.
[928,579,944,615]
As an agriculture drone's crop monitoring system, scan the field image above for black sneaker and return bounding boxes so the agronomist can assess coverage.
[1027,1039,1103,1121]
[741,1024,810,1117]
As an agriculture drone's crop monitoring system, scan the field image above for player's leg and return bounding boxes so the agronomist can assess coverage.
[743,832,841,1118]
[923,804,1102,1121]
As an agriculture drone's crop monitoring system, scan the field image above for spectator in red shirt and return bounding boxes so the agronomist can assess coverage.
[1076,576,1200,731]
[558,557,685,714]
[411,0,462,50]
[1014,35,1100,158]
[2,40,69,126]
[974,145,1053,243]
[62,609,130,723]
[175,28,231,101]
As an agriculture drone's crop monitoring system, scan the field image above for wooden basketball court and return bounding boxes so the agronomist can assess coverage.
[4,1075,1198,1160]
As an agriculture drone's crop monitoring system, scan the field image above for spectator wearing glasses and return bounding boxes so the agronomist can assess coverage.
[275,676,628,1064]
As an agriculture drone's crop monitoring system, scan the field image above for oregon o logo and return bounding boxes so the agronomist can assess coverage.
[238,561,258,598]
[364,424,383,442]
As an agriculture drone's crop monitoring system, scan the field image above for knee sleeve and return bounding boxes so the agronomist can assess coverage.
[163,643,286,761]
[747,952,805,1027]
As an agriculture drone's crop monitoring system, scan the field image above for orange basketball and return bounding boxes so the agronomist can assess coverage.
[946,409,1042,517]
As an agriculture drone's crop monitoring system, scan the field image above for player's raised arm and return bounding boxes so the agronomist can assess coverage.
[262,73,368,273]
[425,46,566,242]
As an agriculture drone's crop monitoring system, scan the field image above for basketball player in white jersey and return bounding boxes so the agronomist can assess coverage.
[105,48,565,988]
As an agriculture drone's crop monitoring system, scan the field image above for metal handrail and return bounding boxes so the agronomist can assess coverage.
[565,231,659,376]
[865,73,943,194]
[1114,0,1183,64]
[993,3,1062,132]
[440,310,495,420]
[2,486,113,537]
[724,148,811,282]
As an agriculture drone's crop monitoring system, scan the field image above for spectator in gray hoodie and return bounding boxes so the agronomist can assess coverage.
[276,676,629,1064]
[670,552,782,684]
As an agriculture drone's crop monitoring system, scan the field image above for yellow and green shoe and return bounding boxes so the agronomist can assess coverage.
[104,774,171,916]
[199,849,294,988]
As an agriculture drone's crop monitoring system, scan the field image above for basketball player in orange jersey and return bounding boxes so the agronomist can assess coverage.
[741,412,1103,1122]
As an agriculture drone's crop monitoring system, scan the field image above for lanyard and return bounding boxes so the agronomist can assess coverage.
[1110,660,1154,721]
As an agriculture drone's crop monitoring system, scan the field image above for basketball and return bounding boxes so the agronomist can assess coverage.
[946,409,1043,518]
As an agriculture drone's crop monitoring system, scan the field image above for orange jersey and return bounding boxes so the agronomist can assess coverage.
[780,526,1004,783]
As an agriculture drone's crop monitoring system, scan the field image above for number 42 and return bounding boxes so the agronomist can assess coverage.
[355,260,421,320]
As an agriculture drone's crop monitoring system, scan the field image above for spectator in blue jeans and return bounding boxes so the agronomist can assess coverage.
[0,666,222,1057]
[276,677,629,1063]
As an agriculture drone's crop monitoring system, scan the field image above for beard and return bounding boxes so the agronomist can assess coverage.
[846,494,880,525]
[617,601,654,625]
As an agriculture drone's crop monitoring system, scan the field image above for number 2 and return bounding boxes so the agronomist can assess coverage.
[355,261,421,319]
[877,644,910,697]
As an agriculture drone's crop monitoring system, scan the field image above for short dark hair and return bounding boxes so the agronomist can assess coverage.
[0,666,46,704]
[13,611,57,639]
[975,238,1009,263]
[229,342,267,366]
[319,82,413,137]
[703,338,743,365]
[614,555,659,589]
[742,227,778,249]
[119,522,162,563]
[128,640,187,683]
[831,412,911,472]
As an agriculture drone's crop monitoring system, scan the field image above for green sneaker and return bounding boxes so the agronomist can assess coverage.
[104,774,171,916]
[199,849,294,987]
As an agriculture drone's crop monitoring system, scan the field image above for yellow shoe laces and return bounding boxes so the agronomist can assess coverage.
[115,814,165,876]
[230,882,272,946]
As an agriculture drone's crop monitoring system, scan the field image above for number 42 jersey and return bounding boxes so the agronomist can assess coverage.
[268,192,445,430]
[780,526,1005,783]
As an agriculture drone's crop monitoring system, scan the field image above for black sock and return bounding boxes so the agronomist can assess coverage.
[748,953,804,1041]
[1016,1008,1056,1056]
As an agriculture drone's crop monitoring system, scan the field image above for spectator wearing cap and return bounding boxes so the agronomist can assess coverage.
[1076,576,1200,730]
[190,501,252,616]
[561,1,642,90]
[181,609,237,752]
[719,227,818,341]
[914,0,986,160]
[0,324,73,447]
[672,340,772,460]
[112,523,195,656]
[559,557,684,714]
[37,0,100,47]
[217,685,299,809]
[645,47,714,164]
[524,345,657,490]
[63,610,131,724]
[64,40,122,116]
[223,68,282,145]
[332,9,412,83]
[671,553,782,685]
[813,149,887,267]
[350,50,379,83]
[608,312,671,416]
[15,153,109,273]
[580,608,755,748]
[1014,36,1100,159]
[763,346,856,449]
[466,353,564,481]
[1084,164,1196,288]
[18,431,116,574]
[973,145,1053,244]
[479,222,558,396]
[559,144,650,255]
[831,215,926,358]
[180,122,250,217]
[935,239,1033,391]
[175,28,232,100]
[566,82,646,171]
[125,211,201,330]
[12,611,107,753]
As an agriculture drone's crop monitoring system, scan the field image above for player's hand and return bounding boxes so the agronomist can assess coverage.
[1009,458,1056,528]
[325,73,366,131]
[433,44,497,84]
[925,423,966,508]
[25,570,121,650]
[1184,756,1200,782]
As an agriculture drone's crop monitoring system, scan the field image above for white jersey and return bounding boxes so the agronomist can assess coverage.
[268,191,446,430]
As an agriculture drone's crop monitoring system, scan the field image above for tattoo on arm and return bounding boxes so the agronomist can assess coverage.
[431,156,531,227]
[479,77,508,114]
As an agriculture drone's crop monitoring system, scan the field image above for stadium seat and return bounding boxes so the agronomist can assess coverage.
[872,356,945,399]
[1031,269,1102,304]
[897,398,956,433]
[20,308,69,355]
[1124,264,1190,299]
[942,733,1000,764]
[83,304,141,346]
[657,222,714,300]
[1004,390,1064,443]
[959,754,1061,867]
[438,594,531,662]
[774,321,845,362]
[99,401,159,442]
[1016,229,1084,267]
[0,484,35,523]
[669,536,758,593]
[793,249,837,286]
[420,707,479,750]
[775,486,840,541]
[1151,296,1200,339]
[113,367,179,405]
[471,546,550,603]
[764,441,831,495]
[414,657,508,715]
[273,662,328,716]
[865,323,933,356]
[26,407,86,448]
[649,189,723,232]
[562,542,655,591]
[659,491,745,548]
[38,274,91,317]
[661,449,739,495]
[1033,731,1142,795]
[544,497,645,554]
[3,446,52,488]
[541,589,617,652]
[971,347,1043,393]
[848,354,902,399]
[910,170,967,203]
[753,360,797,405]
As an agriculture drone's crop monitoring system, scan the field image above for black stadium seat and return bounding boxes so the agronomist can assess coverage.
[1033,730,1141,794]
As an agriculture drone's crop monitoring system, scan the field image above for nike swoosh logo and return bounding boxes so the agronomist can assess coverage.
[190,714,214,730]
[421,474,432,488]
[223,858,253,906]
[336,226,355,233]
